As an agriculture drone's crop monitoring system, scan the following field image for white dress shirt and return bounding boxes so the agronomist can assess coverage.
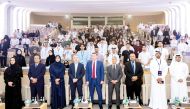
[40,47,52,60]
[138,51,151,68]
[63,49,73,60]
[10,38,19,48]
[54,47,64,58]
[74,63,78,77]
[98,43,108,56]
[21,38,31,45]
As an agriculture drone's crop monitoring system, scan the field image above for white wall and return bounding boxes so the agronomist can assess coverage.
[166,1,190,36]
[1,1,190,39]
[0,2,10,39]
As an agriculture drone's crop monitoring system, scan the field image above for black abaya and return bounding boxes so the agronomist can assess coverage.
[4,64,23,109]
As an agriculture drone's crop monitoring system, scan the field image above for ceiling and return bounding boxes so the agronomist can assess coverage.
[1,0,190,16]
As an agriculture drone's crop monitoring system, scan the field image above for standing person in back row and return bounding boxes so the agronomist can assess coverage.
[154,41,169,60]
[124,53,143,105]
[28,54,46,100]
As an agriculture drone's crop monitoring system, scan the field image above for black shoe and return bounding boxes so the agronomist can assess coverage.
[99,105,103,109]
[139,100,143,106]
[117,105,120,109]
[71,105,74,109]
[108,105,112,109]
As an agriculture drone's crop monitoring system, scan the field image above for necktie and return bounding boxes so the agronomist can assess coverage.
[35,64,38,68]
[131,61,135,74]
[113,65,116,71]
[92,62,96,79]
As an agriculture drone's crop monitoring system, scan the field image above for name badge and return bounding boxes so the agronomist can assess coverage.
[158,71,162,76]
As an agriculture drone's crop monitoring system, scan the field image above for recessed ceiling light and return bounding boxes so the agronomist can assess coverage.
[128,14,132,18]
[65,14,70,19]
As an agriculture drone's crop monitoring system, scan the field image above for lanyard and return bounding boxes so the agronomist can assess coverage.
[156,59,161,70]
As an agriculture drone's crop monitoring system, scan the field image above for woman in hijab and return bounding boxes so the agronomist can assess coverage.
[4,57,23,109]
[3,35,10,49]
[169,53,189,100]
[49,55,66,109]
[14,49,26,67]
[45,50,55,66]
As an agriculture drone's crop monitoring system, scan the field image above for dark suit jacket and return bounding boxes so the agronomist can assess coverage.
[28,63,46,85]
[124,61,143,86]
[68,63,85,85]
[107,64,123,84]
[86,60,104,84]
[150,30,157,37]
[0,43,8,56]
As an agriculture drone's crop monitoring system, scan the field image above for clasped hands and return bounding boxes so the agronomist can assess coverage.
[8,82,14,87]
[55,78,60,85]
[157,78,164,84]
[111,80,118,84]
[30,77,38,84]
[131,76,138,81]
[73,78,78,83]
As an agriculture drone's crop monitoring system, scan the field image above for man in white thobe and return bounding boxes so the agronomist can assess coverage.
[149,51,168,109]
[146,40,154,57]
[170,36,178,59]
[107,48,120,65]
[86,42,95,55]
[169,54,189,101]
[138,45,152,69]
[108,40,118,54]
[40,42,52,63]
[154,41,169,60]
[177,39,188,54]
[97,39,108,56]
[10,35,19,48]
[54,43,64,58]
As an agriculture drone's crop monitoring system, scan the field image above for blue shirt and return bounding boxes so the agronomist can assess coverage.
[77,50,90,66]
[131,61,136,73]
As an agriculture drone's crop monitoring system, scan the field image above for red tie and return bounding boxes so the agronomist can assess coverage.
[92,62,95,78]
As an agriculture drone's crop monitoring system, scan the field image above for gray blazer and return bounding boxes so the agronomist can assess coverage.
[106,64,123,83]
